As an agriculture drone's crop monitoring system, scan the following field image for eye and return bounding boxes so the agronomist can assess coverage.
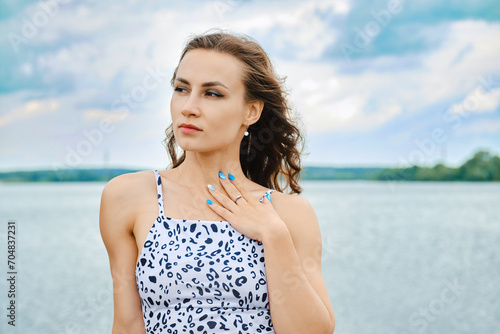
[206,90,224,98]
[174,86,188,93]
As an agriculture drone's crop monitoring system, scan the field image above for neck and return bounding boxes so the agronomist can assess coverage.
[173,149,248,191]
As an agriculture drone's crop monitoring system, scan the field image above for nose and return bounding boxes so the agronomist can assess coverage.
[181,93,201,117]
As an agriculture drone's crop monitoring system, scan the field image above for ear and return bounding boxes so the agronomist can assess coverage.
[245,100,264,125]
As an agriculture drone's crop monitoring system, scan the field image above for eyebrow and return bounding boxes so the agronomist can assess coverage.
[175,77,229,90]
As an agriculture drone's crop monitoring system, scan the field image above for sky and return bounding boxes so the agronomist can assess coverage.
[0,0,499,172]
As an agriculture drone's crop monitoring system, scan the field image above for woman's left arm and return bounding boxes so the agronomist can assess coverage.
[205,174,335,334]
[262,194,335,334]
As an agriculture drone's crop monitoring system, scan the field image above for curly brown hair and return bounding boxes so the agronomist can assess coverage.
[162,31,305,194]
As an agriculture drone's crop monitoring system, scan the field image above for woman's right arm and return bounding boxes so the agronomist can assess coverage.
[99,175,146,334]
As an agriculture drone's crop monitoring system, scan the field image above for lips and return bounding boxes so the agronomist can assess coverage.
[179,123,201,131]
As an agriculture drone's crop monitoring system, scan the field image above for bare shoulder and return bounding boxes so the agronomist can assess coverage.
[100,170,156,230]
[269,191,320,245]
[101,170,156,204]
[269,190,316,221]
[102,170,155,198]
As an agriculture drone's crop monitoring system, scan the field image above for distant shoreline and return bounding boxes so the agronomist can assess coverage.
[1,150,499,182]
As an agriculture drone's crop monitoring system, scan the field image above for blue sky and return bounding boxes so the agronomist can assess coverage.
[0,0,499,172]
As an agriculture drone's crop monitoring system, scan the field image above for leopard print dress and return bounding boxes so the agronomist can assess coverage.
[135,170,275,333]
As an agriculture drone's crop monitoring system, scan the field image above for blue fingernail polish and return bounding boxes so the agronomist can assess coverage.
[208,184,215,191]
[266,193,272,202]
[228,173,235,181]
[218,171,225,179]
[206,199,213,205]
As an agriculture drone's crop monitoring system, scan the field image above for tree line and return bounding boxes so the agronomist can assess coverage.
[0,150,498,182]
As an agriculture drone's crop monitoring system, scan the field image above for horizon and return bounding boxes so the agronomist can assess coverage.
[0,147,493,174]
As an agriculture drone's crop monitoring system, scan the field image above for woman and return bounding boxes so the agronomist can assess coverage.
[100,31,335,334]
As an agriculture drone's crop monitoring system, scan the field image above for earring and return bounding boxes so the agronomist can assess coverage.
[246,131,252,157]
[243,124,251,157]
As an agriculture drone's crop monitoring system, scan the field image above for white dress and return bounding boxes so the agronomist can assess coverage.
[135,170,276,333]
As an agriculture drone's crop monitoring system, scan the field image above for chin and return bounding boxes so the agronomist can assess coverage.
[177,142,206,152]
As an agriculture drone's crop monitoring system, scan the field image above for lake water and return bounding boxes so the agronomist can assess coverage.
[0,180,499,334]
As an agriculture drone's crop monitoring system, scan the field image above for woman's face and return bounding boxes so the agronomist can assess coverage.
[170,49,250,153]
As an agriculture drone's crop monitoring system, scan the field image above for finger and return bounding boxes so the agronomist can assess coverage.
[217,171,247,204]
[205,197,235,221]
[223,172,255,203]
[207,184,239,212]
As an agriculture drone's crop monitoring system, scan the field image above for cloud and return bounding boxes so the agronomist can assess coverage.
[221,0,349,60]
[449,87,500,115]
[276,19,500,135]
[303,93,402,133]
[0,98,59,127]
[455,118,500,135]
[83,109,128,123]
[331,0,500,60]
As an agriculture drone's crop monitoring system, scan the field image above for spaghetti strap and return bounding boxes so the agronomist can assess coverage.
[153,170,164,217]
[259,189,275,203]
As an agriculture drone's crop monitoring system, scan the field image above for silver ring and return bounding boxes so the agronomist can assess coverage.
[234,194,243,203]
